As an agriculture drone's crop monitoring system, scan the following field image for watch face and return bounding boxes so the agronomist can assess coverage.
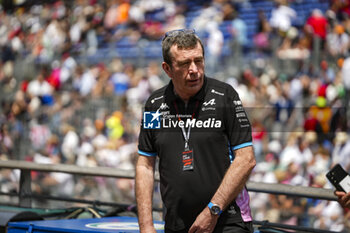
[211,205,221,215]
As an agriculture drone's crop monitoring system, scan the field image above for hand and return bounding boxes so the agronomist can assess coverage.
[188,207,219,233]
[335,191,350,208]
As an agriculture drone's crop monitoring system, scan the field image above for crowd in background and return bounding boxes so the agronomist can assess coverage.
[0,0,350,231]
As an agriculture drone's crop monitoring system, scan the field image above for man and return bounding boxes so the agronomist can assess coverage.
[135,29,256,233]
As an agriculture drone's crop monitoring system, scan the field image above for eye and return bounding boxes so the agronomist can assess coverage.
[195,59,203,64]
[179,61,190,67]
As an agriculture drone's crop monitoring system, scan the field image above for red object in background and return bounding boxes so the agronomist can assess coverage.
[304,117,318,131]
[8,28,21,40]
[306,14,328,40]
[90,0,97,5]
[47,68,61,90]
[20,80,29,92]
[318,84,327,97]
[252,122,266,140]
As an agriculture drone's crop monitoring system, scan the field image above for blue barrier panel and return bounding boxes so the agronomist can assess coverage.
[7,216,164,233]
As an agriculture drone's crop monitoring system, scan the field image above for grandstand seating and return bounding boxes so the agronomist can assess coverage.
[89,0,329,63]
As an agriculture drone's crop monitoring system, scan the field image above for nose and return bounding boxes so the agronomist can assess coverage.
[188,61,198,74]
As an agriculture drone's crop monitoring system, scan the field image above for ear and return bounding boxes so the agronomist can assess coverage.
[162,62,172,79]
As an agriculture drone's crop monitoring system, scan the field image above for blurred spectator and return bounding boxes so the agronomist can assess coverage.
[306,97,332,143]
[276,27,310,60]
[33,150,75,199]
[165,13,186,32]
[60,53,77,85]
[313,200,344,231]
[0,124,13,157]
[104,0,130,30]
[205,21,224,76]
[332,132,350,171]
[74,65,98,97]
[326,24,349,60]
[341,50,350,109]
[60,124,79,164]
[269,0,297,34]
[305,9,329,70]
[307,147,331,178]
[111,66,130,96]
[230,10,248,70]
[254,10,271,52]
[191,2,222,34]
[251,119,267,162]
[318,60,335,84]
[27,72,54,105]
[305,9,328,44]
[29,115,52,151]
[279,134,313,171]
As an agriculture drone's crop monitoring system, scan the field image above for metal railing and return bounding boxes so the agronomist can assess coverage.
[0,160,340,233]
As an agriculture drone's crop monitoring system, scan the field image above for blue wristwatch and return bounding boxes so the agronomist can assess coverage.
[208,202,222,216]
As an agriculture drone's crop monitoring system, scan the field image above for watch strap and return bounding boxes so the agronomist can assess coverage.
[208,202,222,215]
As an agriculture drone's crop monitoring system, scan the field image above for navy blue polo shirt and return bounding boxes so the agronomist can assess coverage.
[138,77,253,231]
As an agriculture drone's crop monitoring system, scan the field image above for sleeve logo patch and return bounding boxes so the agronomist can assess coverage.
[236,112,246,118]
[233,100,242,106]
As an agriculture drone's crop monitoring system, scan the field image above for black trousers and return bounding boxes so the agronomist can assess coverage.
[165,221,254,233]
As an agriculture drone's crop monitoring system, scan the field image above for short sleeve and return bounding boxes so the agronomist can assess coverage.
[225,87,252,150]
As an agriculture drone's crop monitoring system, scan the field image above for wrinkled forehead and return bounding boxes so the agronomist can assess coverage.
[169,42,204,61]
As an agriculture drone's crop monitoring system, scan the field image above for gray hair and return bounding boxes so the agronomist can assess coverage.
[162,30,204,66]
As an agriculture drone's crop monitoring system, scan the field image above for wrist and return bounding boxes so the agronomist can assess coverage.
[139,224,156,233]
[208,201,223,216]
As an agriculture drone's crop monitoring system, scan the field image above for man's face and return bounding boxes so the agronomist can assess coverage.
[162,42,205,101]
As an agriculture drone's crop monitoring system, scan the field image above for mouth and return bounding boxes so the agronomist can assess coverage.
[187,78,200,85]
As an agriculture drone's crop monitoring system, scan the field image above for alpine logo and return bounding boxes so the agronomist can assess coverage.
[203,98,216,106]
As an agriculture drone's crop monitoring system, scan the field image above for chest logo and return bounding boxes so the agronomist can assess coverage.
[203,98,216,106]
[159,103,169,110]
